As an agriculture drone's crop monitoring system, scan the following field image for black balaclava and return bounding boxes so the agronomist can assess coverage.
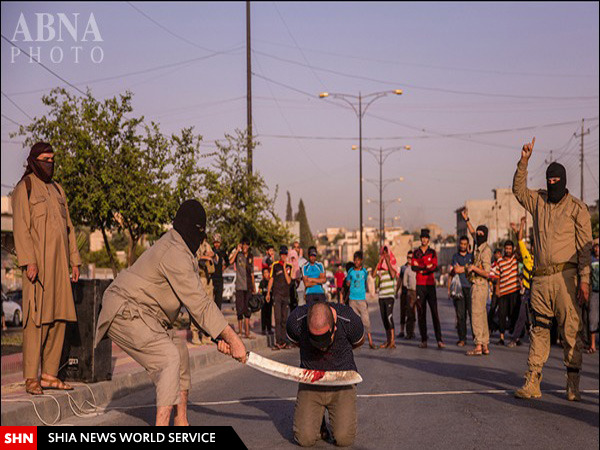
[173,200,207,254]
[23,142,54,183]
[546,162,567,204]
[476,225,488,247]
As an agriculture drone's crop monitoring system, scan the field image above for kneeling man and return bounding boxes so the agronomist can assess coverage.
[287,301,364,447]
[94,200,246,425]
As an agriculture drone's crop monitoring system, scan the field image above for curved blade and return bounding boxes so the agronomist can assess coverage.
[245,351,362,386]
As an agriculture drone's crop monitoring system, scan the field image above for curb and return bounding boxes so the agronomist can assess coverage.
[0,335,269,426]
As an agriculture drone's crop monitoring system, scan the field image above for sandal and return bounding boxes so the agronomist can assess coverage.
[466,348,483,356]
[586,347,597,354]
[40,375,73,391]
[25,378,43,395]
[482,346,490,355]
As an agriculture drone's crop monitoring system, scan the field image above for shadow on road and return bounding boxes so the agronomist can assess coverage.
[360,352,599,428]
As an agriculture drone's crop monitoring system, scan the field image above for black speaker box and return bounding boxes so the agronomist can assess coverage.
[59,279,112,383]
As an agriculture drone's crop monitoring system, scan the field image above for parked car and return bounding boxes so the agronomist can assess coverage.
[6,290,22,307]
[2,291,23,327]
[222,272,236,303]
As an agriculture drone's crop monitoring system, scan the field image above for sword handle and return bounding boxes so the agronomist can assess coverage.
[211,337,249,363]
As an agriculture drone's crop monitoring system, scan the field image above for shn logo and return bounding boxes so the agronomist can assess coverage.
[10,12,105,64]
[4,433,34,444]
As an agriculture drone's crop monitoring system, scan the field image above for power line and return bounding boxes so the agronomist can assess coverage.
[257,118,599,143]
[252,72,327,99]
[1,113,20,126]
[251,71,599,145]
[5,45,244,97]
[252,50,325,174]
[254,38,599,79]
[1,91,32,120]
[272,2,326,89]
[127,2,216,53]
[253,50,600,101]
[585,161,598,187]
[2,35,86,95]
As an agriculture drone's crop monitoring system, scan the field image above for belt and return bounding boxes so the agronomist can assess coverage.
[534,262,577,277]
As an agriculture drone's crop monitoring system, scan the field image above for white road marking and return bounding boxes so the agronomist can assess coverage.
[102,389,599,410]
[356,389,600,399]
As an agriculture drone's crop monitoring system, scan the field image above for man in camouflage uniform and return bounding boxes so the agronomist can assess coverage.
[512,137,593,401]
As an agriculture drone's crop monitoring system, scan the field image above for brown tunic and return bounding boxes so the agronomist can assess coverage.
[94,229,228,348]
[512,159,593,283]
[11,174,81,326]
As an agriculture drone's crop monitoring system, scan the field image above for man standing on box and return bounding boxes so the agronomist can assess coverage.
[12,142,81,395]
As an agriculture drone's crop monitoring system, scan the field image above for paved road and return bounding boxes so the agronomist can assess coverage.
[61,289,599,449]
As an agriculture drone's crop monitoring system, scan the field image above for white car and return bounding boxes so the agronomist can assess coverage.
[221,271,263,303]
[2,291,23,327]
[222,273,236,303]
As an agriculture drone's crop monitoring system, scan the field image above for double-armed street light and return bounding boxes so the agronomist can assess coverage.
[319,89,403,252]
[367,196,403,247]
[358,145,411,248]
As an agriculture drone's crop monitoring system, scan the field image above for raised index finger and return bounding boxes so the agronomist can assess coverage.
[531,137,536,148]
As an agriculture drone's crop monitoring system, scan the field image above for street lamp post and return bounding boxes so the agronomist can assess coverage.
[367,197,403,248]
[362,145,410,248]
[319,89,403,253]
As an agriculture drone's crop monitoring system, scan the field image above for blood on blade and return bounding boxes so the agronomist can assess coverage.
[302,369,326,383]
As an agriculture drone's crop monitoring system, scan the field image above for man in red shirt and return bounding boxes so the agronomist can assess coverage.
[412,229,445,349]
[334,264,346,303]
[489,240,520,345]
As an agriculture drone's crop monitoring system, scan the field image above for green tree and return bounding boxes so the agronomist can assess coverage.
[295,199,315,249]
[12,88,204,275]
[286,191,294,221]
[200,130,291,253]
[592,211,599,239]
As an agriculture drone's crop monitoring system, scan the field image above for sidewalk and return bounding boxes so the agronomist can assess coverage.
[1,299,379,426]
[1,307,267,426]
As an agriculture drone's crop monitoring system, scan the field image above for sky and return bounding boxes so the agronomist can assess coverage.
[1,1,599,235]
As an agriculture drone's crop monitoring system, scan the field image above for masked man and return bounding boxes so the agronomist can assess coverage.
[461,208,493,357]
[286,301,365,447]
[12,142,81,395]
[512,138,592,401]
[95,200,247,425]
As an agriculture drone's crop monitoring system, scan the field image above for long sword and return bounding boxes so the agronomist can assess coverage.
[211,339,362,386]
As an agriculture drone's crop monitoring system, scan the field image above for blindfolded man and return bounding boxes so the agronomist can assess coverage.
[286,301,365,447]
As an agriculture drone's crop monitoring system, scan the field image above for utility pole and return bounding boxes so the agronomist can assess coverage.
[574,118,590,201]
[246,0,253,174]
[379,147,383,249]
[358,92,363,253]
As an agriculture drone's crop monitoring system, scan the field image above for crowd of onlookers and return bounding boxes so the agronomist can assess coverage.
[444,216,599,355]
[192,225,599,355]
